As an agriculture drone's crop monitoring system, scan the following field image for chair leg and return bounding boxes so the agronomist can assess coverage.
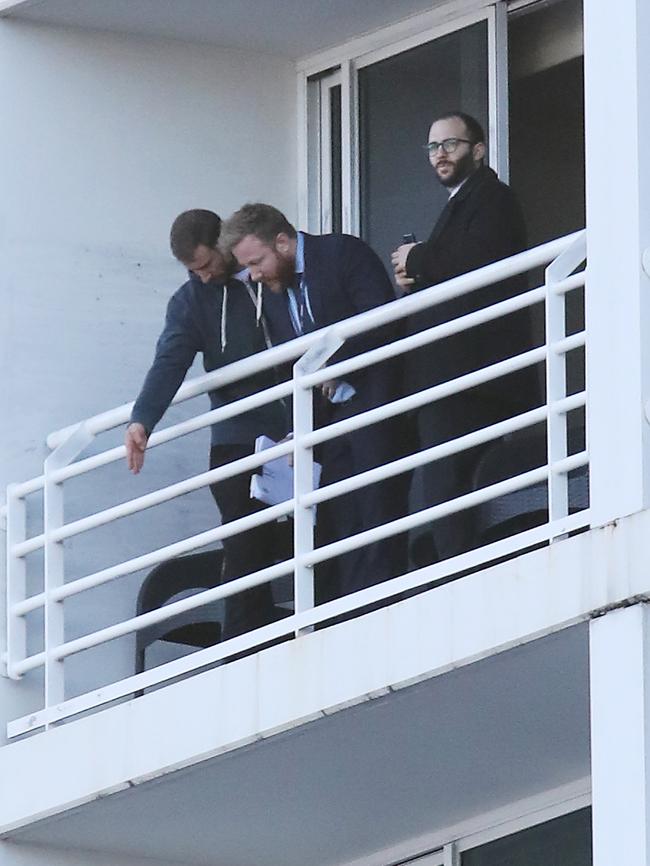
[134,645,146,699]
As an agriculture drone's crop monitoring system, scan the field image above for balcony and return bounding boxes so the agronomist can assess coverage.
[0,226,622,860]
[2,230,587,726]
[2,218,650,864]
[2,0,650,863]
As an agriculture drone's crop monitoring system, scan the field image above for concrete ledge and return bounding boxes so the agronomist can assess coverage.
[0,510,648,834]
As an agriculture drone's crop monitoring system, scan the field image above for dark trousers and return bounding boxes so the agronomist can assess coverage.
[209,444,288,640]
[315,406,409,605]
[415,390,520,563]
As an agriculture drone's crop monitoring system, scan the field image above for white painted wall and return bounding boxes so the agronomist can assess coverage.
[590,605,650,866]
[0,19,297,726]
[584,0,650,526]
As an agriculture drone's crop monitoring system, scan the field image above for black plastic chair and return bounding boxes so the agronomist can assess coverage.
[135,549,225,677]
[474,427,589,546]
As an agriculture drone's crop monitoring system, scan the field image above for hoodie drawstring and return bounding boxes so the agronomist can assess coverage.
[220,284,228,352]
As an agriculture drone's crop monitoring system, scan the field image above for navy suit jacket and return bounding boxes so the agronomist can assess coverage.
[262,232,402,419]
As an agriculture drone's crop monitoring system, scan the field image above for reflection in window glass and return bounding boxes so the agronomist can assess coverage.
[358,21,488,273]
[330,84,343,234]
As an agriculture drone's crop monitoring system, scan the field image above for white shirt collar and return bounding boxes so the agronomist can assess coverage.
[447,175,469,199]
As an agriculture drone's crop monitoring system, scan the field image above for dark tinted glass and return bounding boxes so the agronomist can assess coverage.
[358,21,488,272]
[330,84,343,234]
[462,808,592,866]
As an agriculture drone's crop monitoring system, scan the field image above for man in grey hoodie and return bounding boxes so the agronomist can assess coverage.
[126,209,288,640]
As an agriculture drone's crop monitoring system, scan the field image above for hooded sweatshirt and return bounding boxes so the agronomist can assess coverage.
[130,274,286,445]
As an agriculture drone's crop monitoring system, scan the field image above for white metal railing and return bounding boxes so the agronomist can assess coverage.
[3,230,588,738]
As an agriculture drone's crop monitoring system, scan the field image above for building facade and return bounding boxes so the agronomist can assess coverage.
[1,1,649,865]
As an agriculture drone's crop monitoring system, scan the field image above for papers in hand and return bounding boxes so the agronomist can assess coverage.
[329,380,356,404]
[250,436,322,514]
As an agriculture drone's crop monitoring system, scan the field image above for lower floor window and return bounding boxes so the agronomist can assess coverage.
[462,808,592,866]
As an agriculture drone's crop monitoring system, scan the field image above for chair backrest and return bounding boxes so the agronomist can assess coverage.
[135,549,225,675]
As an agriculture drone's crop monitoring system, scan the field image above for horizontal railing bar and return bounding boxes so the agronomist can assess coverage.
[12,345,546,557]
[16,270,583,505]
[13,555,297,674]
[9,381,588,572]
[302,394,585,508]
[304,346,548,450]
[58,380,293,482]
[552,391,587,414]
[14,392,587,615]
[12,388,587,614]
[46,340,314,451]
[551,271,585,296]
[13,439,295,557]
[12,337,568,559]
[7,475,44,499]
[46,232,583,448]
[13,500,294,617]
[13,285,551,505]
[9,233,580,502]
[294,512,591,631]
[304,452,589,568]
[301,285,546,390]
[12,445,590,650]
[552,331,586,355]
[11,380,295,501]
[7,506,591,736]
[552,452,590,475]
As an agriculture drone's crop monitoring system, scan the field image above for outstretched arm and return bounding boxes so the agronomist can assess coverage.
[126,287,200,473]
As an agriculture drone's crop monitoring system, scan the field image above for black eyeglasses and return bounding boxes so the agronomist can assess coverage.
[423,138,473,155]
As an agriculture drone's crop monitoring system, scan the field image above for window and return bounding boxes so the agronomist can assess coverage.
[462,808,592,866]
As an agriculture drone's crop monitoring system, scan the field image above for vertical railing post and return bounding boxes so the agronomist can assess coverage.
[292,357,315,633]
[544,232,587,532]
[292,331,344,635]
[5,485,27,680]
[43,423,94,725]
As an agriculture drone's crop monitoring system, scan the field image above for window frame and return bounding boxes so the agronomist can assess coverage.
[297,2,507,236]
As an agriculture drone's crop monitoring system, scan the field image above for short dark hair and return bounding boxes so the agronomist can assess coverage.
[433,111,485,145]
[219,203,297,254]
[169,209,222,263]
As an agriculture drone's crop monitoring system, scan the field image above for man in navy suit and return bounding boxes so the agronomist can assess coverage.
[220,203,407,606]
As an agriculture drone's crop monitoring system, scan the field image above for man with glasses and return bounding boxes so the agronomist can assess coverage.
[125,209,289,641]
[391,112,537,564]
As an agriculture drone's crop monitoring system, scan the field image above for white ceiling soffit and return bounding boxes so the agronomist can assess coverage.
[3,0,444,59]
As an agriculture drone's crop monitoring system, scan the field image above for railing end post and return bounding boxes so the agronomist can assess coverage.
[295,328,345,376]
[45,421,95,474]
